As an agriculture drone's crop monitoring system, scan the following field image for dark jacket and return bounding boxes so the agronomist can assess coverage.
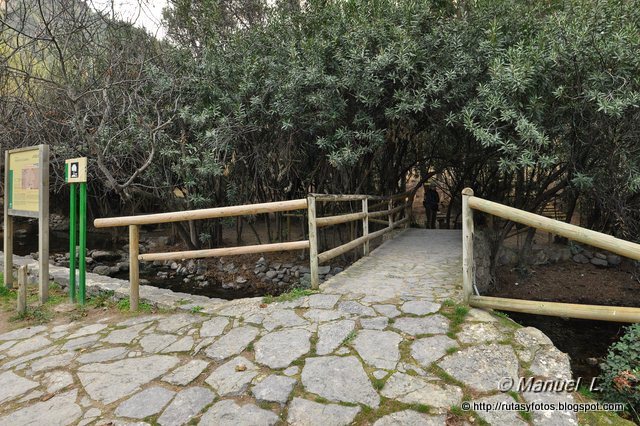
[424,188,440,210]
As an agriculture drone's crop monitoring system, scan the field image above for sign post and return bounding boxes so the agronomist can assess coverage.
[65,157,87,304]
[4,145,49,303]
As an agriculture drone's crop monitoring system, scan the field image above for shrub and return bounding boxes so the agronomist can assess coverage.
[599,323,640,422]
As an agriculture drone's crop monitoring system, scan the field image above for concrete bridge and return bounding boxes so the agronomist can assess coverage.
[0,228,582,425]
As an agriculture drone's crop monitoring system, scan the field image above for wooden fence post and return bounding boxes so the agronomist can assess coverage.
[362,198,369,255]
[404,196,411,228]
[17,265,27,314]
[462,188,474,303]
[307,196,319,289]
[388,199,393,228]
[129,225,140,311]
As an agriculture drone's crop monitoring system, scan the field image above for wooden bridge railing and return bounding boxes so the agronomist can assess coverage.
[94,191,416,310]
[94,199,309,310]
[462,188,640,323]
[307,191,416,289]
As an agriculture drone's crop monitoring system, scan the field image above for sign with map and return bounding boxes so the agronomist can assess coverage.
[7,146,43,215]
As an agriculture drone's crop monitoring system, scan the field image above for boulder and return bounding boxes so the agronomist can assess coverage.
[91,250,121,262]
[92,265,111,276]
[607,254,622,266]
[572,254,589,264]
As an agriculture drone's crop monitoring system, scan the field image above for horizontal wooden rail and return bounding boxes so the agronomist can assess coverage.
[369,218,389,225]
[318,234,370,264]
[139,240,309,262]
[368,201,389,211]
[317,217,407,264]
[463,187,640,319]
[312,191,411,203]
[470,295,640,323]
[316,212,367,228]
[94,199,308,228]
[468,196,640,261]
[368,203,408,219]
[312,194,369,202]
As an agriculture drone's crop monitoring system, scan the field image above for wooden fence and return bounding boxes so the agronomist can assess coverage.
[462,188,640,323]
[307,191,415,289]
[94,191,415,310]
[94,199,309,310]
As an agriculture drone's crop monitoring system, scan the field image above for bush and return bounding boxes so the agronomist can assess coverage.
[599,323,640,421]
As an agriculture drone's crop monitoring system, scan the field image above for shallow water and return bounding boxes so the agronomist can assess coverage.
[3,224,261,300]
[505,311,625,382]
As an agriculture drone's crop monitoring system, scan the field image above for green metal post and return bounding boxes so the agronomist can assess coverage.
[79,182,87,305]
[69,183,77,302]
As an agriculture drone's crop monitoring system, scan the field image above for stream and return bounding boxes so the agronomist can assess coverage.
[1,223,258,300]
[505,312,625,383]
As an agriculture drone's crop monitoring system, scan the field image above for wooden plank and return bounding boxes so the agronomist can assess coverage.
[317,217,408,264]
[367,191,410,202]
[129,225,140,311]
[94,199,308,228]
[368,204,407,219]
[316,212,367,228]
[312,194,369,202]
[17,265,27,314]
[470,295,640,323]
[368,201,388,211]
[7,209,39,218]
[318,233,369,264]
[307,196,319,289]
[462,188,474,303]
[362,199,369,256]
[468,195,640,261]
[138,240,310,262]
[369,218,388,225]
[38,144,49,304]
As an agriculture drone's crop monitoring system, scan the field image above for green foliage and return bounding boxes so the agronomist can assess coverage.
[87,291,116,309]
[599,324,640,422]
[372,378,385,390]
[3,0,640,248]
[408,404,430,414]
[0,285,16,301]
[342,330,357,345]
[441,302,469,335]
[117,299,153,313]
[10,306,52,324]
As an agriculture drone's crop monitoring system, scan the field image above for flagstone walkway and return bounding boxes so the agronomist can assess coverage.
[0,229,578,425]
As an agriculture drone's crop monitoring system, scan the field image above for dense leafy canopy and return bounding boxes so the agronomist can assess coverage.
[1,0,639,247]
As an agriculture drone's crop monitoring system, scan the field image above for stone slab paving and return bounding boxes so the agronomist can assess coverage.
[0,230,579,425]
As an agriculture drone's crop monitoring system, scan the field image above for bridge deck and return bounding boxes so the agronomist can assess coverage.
[323,229,463,303]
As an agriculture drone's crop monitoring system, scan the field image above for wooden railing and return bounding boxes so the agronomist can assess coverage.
[94,191,415,310]
[462,188,640,322]
[307,191,415,289]
[94,199,309,310]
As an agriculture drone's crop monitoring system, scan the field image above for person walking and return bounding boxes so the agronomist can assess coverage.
[423,182,440,229]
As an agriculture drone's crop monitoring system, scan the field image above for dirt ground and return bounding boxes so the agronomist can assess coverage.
[0,283,139,334]
[491,261,640,307]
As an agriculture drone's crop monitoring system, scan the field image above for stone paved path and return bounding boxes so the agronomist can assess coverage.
[0,229,578,425]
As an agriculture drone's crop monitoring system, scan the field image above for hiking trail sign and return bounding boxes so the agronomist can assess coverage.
[65,157,88,304]
[4,145,50,303]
